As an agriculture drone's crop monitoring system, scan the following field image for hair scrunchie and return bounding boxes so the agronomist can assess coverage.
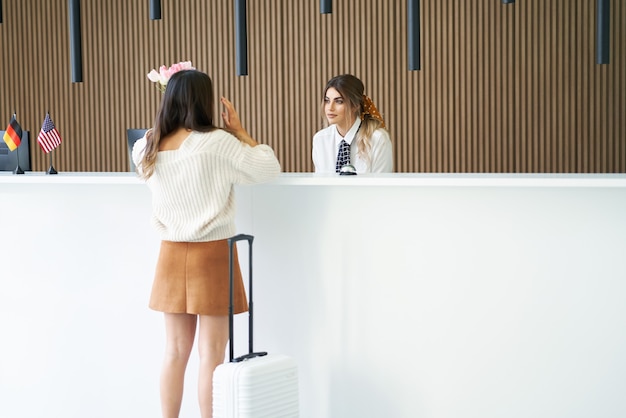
[361,95,386,128]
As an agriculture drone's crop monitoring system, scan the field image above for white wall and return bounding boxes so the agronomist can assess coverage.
[1,174,625,418]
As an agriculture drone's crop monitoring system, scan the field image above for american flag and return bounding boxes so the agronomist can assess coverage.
[38,113,62,153]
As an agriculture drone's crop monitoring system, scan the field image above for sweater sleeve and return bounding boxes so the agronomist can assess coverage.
[131,137,147,175]
[233,142,282,184]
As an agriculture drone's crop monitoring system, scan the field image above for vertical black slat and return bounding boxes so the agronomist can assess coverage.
[408,0,420,71]
[235,0,248,76]
[69,0,83,82]
[149,0,161,20]
[596,0,610,64]
[321,0,332,14]
[0,0,3,24]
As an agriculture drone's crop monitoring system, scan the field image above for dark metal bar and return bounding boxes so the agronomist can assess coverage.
[408,0,420,71]
[502,0,515,4]
[321,0,332,14]
[235,0,248,76]
[0,1,3,24]
[247,238,254,355]
[69,0,83,82]
[149,0,161,20]
[228,239,235,362]
[596,0,610,64]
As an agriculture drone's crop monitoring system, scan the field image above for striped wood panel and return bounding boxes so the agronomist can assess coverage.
[0,0,624,172]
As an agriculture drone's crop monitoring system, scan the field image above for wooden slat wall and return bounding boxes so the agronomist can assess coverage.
[0,0,624,173]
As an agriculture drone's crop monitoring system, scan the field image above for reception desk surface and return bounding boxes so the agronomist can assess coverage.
[2,171,626,187]
[1,172,625,418]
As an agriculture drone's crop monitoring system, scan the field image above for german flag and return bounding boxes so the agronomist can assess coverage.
[3,114,23,151]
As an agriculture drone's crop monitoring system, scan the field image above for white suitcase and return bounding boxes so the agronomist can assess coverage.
[213,353,299,417]
[213,234,299,418]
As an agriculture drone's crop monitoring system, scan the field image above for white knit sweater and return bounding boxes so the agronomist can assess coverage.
[132,129,280,242]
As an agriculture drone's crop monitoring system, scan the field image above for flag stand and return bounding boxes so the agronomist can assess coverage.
[13,146,25,175]
[46,151,58,175]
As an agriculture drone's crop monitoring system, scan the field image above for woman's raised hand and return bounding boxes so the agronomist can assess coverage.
[220,97,258,147]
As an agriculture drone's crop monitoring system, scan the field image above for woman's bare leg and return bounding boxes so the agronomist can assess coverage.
[197,315,229,418]
[160,313,198,418]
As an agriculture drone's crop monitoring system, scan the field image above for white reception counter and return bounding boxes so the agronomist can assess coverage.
[1,172,625,418]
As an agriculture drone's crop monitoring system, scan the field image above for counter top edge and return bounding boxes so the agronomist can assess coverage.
[2,172,626,187]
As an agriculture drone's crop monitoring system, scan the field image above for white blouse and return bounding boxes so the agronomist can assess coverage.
[312,119,393,173]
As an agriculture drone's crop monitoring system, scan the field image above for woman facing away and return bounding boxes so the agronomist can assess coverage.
[132,69,281,418]
[312,74,393,173]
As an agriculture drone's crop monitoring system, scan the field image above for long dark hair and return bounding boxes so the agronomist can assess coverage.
[140,69,216,179]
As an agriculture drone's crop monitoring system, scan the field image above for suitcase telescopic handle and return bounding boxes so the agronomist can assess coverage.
[228,234,268,363]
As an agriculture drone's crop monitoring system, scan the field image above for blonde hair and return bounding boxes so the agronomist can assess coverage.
[321,74,386,167]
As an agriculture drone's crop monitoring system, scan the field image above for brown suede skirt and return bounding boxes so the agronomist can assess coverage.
[149,240,248,316]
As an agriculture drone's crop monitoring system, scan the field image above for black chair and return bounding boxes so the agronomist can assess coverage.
[127,128,148,172]
[0,131,31,172]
